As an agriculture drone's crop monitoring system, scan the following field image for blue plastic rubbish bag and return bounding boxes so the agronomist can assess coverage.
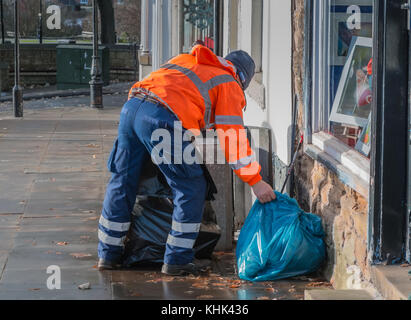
[236,191,326,281]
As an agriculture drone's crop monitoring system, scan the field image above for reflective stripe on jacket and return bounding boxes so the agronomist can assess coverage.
[129,45,262,186]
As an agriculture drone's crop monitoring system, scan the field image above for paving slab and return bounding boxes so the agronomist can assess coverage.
[371,265,411,300]
[304,289,374,300]
[0,214,108,299]
[0,215,22,281]
[23,198,102,218]
[0,174,34,214]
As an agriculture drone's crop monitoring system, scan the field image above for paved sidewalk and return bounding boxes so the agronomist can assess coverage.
[0,103,121,299]
[0,97,328,300]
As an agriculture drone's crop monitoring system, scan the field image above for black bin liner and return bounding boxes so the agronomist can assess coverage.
[123,160,221,267]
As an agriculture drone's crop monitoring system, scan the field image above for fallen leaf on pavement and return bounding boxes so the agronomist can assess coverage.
[400,264,411,268]
[306,282,332,288]
[209,273,220,277]
[211,283,226,287]
[161,277,176,282]
[56,241,68,246]
[192,282,209,289]
[257,296,270,300]
[146,279,163,283]
[129,292,142,297]
[229,284,241,289]
[213,251,228,256]
[29,288,41,291]
[84,217,98,221]
[197,295,214,300]
[265,288,277,293]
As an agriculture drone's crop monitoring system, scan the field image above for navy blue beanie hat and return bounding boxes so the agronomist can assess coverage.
[224,50,256,90]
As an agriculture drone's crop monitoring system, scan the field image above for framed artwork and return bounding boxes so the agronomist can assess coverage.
[330,13,373,66]
[329,36,373,127]
[355,113,371,156]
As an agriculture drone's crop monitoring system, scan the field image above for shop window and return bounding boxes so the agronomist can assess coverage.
[307,0,373,198]
[311,0,373,159]
[182,0,215,52]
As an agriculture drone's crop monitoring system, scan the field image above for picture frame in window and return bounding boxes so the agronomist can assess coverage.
[355,112,371,156]
[330,12,373,66]
[329,36,373,128]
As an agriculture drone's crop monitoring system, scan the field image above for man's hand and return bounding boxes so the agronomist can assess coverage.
[252,180,276,204]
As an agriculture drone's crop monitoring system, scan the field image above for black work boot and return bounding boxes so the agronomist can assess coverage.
[161,259,211,276]
[97,258,122,271]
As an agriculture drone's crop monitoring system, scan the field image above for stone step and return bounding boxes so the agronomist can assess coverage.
[304,289,375,300]
[371,265,411,300]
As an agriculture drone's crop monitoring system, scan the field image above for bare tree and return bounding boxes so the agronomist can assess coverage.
[114,0,141,44]
[97,0,115,45]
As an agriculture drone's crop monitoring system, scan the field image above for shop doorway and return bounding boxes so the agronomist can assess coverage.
[370,0,409,264]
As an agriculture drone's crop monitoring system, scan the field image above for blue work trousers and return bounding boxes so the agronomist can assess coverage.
[98,97,207,265]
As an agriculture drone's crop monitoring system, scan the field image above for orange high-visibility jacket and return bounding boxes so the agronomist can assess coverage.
[129,45,262,186]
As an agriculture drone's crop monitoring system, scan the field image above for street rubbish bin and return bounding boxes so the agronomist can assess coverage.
[56,45,110,90]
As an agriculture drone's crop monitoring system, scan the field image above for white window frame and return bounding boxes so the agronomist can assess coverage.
[306,0,372,200]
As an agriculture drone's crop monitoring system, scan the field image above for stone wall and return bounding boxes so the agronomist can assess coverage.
[0,44,56,88]
[294,157,371,288]
[291,0,372,289]
[0,44,138,90]
[109,45,139,83]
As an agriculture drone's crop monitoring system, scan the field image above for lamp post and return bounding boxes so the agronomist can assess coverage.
[1,0,5,44]
[90,0,103,109]
[37,0,43,44]
[13,0,23,118]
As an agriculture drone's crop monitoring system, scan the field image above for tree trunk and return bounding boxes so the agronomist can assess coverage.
[97,0,116,45]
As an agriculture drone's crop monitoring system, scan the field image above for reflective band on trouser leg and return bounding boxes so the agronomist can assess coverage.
[99,215,131,232]
[167,235,196,249]
[230,154,256,171]
[161,64,237,128]
[163,174,207,265]
[172,221,201,233]
[98,229,126,247]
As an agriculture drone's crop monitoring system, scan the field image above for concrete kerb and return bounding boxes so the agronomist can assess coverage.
[0,82,134,103]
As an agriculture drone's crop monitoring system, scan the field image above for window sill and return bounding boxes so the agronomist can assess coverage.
[304,132,370,200]
[245,72,265,110]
